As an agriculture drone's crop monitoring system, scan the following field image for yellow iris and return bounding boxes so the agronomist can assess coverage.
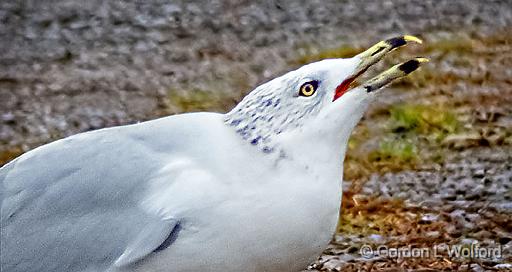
[299,83,316,97]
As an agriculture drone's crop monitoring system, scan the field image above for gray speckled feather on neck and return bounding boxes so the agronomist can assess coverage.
[224,76,323,154]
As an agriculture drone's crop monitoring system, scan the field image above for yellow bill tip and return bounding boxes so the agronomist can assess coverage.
[415,57,429,63]
[403,35,423,44]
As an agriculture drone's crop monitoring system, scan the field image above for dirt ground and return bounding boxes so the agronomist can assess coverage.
[1,1,512,271]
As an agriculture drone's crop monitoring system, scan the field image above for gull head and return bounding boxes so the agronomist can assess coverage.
[225,35,427,163]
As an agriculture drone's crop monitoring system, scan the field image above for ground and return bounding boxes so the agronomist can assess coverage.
[1,1,511,271]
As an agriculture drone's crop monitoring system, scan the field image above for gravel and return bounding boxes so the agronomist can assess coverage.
[1,1,512,271]
[1,0,512,153]
[308,146,512,271]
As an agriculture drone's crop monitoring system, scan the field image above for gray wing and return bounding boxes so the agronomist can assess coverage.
[0,116,197,272]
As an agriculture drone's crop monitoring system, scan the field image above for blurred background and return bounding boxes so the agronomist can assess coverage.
[1,0,511,270]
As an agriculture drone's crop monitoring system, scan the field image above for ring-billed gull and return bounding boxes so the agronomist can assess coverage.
[0,36,426,272]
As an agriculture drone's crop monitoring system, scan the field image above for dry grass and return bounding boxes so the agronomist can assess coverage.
[167,88,241,113]
[340,28,512,184]
[329,28,512,271]
[335,192,512,271]
[343,103,460,182]
[0,146,23,166]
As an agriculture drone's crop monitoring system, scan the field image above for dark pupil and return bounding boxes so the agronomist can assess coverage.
[300,81,318,96]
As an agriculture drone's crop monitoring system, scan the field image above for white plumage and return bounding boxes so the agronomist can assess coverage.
[0,36,425,272]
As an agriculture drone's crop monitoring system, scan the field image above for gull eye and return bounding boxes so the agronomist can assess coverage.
[299,81,318,97]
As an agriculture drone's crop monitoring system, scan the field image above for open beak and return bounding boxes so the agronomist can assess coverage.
[333,35,427,101]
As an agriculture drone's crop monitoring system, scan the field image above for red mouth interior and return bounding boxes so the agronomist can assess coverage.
[332,77,356,101]
[332,66,370,101]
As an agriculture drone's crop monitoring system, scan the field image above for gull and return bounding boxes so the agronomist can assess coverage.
[0,35,426,272]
